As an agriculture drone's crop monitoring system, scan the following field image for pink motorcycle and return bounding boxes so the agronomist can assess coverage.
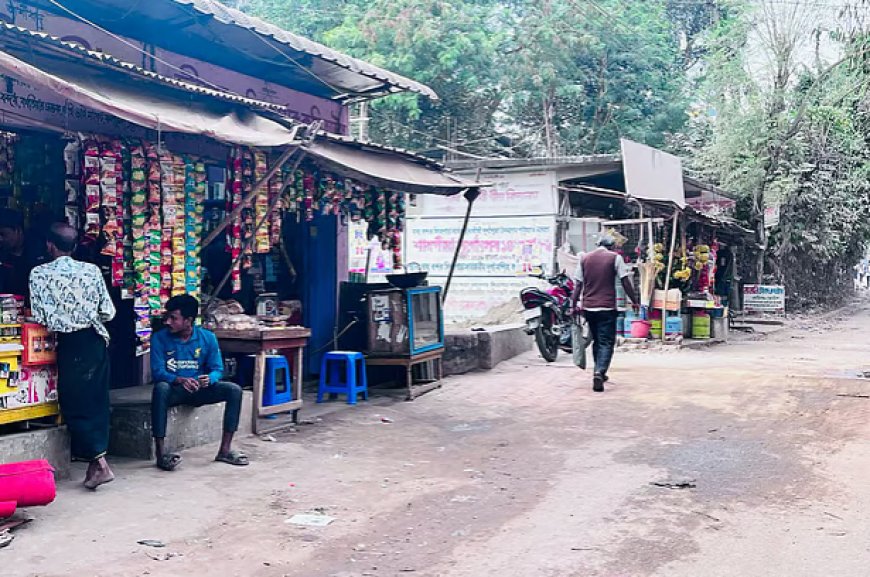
[520,270,575,362]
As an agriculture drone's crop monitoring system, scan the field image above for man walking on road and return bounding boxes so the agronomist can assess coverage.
[29,223,116,489]
[571,233,639,392]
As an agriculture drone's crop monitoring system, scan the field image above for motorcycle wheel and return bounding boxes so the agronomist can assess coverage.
[535,324,559,362]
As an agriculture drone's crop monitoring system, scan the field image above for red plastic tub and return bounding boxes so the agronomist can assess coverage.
[0,460,56,508]
[0,501,15,518]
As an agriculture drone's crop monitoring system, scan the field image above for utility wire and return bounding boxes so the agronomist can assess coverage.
[45,0,241,95]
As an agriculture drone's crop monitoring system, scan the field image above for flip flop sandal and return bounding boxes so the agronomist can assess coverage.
[215,450,249,466]
[157,453,182,471]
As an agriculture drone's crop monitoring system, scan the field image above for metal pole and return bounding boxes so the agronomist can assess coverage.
[661,209,680,343]
[442,188,480,304]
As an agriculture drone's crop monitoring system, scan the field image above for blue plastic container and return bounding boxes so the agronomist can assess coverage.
[665,315,682,336]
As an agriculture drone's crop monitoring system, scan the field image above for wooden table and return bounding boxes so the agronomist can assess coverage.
[214,326,311,435]
[365,349,444,401]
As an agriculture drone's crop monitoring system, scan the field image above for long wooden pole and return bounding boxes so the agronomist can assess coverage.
[661,209,680,342]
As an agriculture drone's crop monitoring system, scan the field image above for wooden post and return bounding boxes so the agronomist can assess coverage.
[661,209,680,342]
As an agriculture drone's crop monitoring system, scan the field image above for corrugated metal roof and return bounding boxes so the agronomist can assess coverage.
[175,0,436,100]
[0,22,290,113]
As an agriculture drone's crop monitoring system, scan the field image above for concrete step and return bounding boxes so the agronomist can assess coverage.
[108,385,253,460]
[0,426,71,479]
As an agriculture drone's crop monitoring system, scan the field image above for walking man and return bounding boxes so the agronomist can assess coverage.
[150,294,248,471]
[29,223,116,489]
[571,233,639,392]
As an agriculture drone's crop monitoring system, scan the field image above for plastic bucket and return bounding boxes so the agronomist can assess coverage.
[692,312,711,339]
[0,460,56,508]
[623,311,639,337]
[630,320,651,339]
[665,316,682,335]
[650,318,663,338]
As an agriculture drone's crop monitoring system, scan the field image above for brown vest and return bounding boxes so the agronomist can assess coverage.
[581,249,618,310]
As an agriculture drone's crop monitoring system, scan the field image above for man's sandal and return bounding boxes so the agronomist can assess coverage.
[157,453,182,471]
[215,450,249,466]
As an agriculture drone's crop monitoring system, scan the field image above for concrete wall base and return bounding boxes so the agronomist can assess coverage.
[443,324,532,376]
[0,427,71,479]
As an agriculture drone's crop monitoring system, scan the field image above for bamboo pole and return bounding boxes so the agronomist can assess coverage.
[661,209,680,343]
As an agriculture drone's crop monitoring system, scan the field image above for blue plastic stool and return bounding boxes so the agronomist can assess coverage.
[262,355,292,407]
[317,351,368,404]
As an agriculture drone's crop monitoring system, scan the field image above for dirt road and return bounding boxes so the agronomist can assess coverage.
[11,308,870,577]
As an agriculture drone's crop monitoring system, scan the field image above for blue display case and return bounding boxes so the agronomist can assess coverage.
[366,286,444,356]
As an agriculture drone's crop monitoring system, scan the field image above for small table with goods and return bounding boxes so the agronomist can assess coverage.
[214,326,311,435]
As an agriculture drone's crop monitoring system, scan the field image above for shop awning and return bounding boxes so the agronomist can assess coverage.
[0,30,480,196]
[0,48,300,148]
[304,137,482,196]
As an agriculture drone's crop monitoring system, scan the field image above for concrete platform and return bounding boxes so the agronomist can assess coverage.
[0,426,71,478]
[443,324,533,375]
[108,385,253,460]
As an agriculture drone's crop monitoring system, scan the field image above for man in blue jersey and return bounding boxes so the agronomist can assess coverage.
[150,294,248,470]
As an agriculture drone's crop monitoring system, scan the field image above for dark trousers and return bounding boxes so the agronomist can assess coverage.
[56,328,111,462]
[585,310,618,376]
[151,381,243,439]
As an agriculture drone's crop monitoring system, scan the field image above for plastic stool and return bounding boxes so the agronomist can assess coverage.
[317,351,368,404]
[262,355,292,407]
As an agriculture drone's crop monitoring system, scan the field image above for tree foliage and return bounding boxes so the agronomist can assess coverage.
[238,0,731,157]
[687,1,870,307]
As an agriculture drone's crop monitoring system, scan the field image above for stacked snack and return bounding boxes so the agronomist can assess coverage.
[128,141,151,354]
[267,162,285,246]
[254,151,270,254]
[81,139,101,242]
[240,149,256,267]
[100,139,126,288]
[62,140,80,230]
[168,154,187,297]
[144,142,163,314]
[226,147,244,292]
[120,141,134,294]
[184,158,206,299]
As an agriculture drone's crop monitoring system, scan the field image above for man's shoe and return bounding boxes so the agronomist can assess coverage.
[593,373,604,392]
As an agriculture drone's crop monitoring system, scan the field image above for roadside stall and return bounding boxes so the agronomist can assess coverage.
[0,24,479,434]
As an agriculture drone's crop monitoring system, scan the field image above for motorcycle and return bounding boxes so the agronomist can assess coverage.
[520,268,576,362]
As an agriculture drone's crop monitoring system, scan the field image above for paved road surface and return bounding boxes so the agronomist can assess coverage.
[10,306,870,577]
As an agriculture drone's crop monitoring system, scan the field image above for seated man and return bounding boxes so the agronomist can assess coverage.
[150,294,249,471]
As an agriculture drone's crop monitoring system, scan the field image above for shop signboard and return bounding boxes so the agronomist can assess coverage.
[0,4,347,133]
[405,216,554,322]
[420,171,558,217]
[621,138,686,207]
[743,284,785,315]
[348,220,393,282]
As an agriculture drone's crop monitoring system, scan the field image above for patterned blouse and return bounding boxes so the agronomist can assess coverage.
[29,257,116,344]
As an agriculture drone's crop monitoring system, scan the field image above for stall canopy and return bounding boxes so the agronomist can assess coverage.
[304,136,484,196]
[0,46,301,147]
[0,24,479,196]
[30,0,438,102]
